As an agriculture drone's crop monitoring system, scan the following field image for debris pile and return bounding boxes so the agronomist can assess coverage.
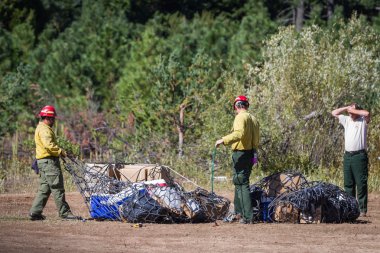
[63,157,230,223]
[63,157,359,224]
[250,172,360,223]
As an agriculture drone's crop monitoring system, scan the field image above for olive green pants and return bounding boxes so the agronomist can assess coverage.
[343,152,368,213]
[30,157,72,217]
[232,150,253,221]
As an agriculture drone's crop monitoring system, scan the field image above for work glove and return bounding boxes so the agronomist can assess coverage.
[60,150,67,158]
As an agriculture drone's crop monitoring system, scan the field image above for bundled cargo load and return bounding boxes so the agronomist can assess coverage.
[63,157,357,224]
[249,172,360,223]
[62,157,230,223]
[249,172,307,222]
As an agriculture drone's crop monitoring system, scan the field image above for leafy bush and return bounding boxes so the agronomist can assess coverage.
[248,16,379,177]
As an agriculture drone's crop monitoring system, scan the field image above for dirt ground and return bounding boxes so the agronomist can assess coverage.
[0,191,379,253]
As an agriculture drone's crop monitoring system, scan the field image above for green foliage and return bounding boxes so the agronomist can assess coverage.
[228,0,277,63]
[116,13,231,137]
[115,9,273,153]
[30,0,134,111]
[57,136,80,157]
[0,64,40,138]
[248,16,379,174]
[0,28,13,74]
[0,0,36,31]
[127,0,246,23]
[1,1,379,192]
[0,21,35,74]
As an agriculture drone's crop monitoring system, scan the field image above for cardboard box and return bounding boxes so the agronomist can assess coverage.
[274,202,300,223]
[85,163,171,182]
[182,198,203,219]
[116,164,171,183]
[266,173,304,197]
[195,193,230,220]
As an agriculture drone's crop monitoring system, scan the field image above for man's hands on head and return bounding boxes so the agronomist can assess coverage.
[332,105,351,118]
[347,105,356,114]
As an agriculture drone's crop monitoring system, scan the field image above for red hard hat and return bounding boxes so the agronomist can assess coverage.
[39,105,57,117]
[234,95,249,108]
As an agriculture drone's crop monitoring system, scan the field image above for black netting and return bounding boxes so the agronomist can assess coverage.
[248,172,360,223]
[63,157,359,224]
[62,157,230,223]
[249,171,308,222]
[272,181,360,223]
[119,189,171,223]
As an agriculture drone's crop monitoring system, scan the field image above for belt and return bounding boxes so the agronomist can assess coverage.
[233,149,254,153]
[38,156,59,160]
[345,149,366,156]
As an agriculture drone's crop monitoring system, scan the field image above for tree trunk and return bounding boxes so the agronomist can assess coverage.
[295,0,305,32]
[127,112,135,133]
[327,0,334,21]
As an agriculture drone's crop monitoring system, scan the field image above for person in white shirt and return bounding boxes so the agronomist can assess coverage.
[332,103,370,217]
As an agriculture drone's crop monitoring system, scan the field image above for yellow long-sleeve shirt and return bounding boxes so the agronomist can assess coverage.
[222,110,259,151]
[35,122,64,159]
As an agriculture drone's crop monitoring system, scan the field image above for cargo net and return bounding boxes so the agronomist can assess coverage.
[248,172,360,223]
[62,157,230,223]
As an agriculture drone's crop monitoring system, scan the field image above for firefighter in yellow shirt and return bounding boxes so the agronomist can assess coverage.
[215,96,259,224]
[29,105,80,220]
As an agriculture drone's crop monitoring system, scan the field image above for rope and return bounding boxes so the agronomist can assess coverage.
[164,166,202,189]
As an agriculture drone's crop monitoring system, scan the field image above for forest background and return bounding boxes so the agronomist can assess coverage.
[0,0,379,193]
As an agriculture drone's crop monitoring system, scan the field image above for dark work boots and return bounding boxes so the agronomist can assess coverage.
[29,213,46,221]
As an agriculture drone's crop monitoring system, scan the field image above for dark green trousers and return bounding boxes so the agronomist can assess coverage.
[30,157,72,217]
[343,152,368,213]
[232,150,253,221]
